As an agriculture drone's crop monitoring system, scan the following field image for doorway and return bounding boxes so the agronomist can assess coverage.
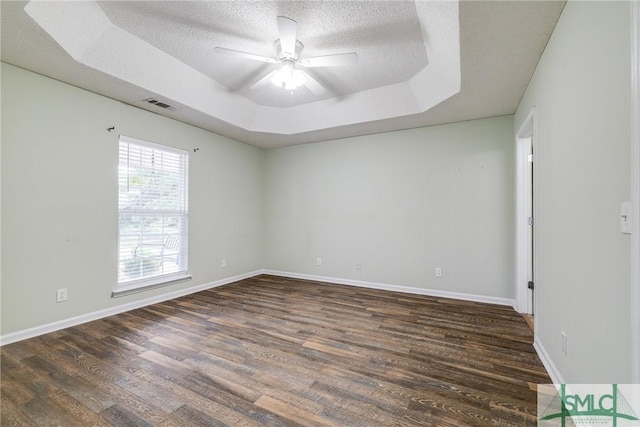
[526,136,534,315]
[516,109,536,317]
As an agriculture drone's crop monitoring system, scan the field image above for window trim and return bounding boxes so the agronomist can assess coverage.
[115,134,189,296]
[111,273,192,298]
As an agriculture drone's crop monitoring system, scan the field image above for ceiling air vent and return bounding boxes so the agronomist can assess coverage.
[143,98,176,111]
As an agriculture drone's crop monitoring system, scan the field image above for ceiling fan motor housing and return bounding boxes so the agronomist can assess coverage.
[274,39,304,61]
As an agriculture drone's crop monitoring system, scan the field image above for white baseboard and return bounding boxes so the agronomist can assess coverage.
[0,270,262,346]
[261,269,516,307]
[534,336,565,384]
[0,269,518,346]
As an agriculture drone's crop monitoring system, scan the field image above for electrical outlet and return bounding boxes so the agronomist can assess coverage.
[355,262,362,270]
[561,331,567,356]
[221,259,227,268]
[56,288,68,303]
[316,257,322,266]
[435,268,443,278]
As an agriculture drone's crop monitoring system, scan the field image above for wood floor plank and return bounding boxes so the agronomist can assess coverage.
[173,373,281,426]
[21,354,116,413]
[0,388,38,427]
[158,404,228,427]
[99,404,156,427]
[254,395,336,427]
[46,388,111,427]
[1,274,550,426]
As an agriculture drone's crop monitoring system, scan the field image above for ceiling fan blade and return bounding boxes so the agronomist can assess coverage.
[250,70,278,90]
[277,16,298,57]
[214,47,277,64]
[303,72,326,96]
[300,52,359,68]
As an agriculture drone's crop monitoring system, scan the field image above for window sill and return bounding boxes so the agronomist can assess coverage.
[112,273,192,298]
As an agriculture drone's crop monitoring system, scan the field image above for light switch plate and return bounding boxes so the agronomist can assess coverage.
[621,202,632,234]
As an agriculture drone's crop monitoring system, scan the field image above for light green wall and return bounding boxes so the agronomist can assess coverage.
[265,116,515,299]
[1,63,264,335]
[1,62,517,338]
[515,1,631,382]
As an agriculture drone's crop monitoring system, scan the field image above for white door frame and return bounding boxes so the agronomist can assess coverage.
[630,0,640,384]
[515,108,536,315]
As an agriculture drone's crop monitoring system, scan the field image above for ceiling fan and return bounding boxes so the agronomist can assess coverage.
[214,16,358,95]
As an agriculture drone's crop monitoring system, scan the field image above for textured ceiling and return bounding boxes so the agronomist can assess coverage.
[98,1,430,108]
[0,1,565,148]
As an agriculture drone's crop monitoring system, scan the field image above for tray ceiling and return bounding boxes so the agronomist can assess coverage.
[1,1,565,148]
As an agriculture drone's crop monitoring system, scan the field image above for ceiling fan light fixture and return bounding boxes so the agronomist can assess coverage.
[214,16,354,96]
[271,60,306,90]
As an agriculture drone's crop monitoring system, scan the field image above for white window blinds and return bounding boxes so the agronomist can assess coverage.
[117,135,189,287]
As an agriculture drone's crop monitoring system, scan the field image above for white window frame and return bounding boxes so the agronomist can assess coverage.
[113,135,190,297]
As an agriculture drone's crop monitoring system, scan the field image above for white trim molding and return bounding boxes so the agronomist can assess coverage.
[0,270,262,346]
[112,274,192,298]
[534,336,565,385]
[262,270,516,307]
[515,107,536,314]
[630,0,640,384]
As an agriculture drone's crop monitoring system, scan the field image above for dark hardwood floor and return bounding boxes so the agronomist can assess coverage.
[1,275,550,426]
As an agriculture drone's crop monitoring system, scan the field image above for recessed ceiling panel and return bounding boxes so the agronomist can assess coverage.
[97,1,429,108]
[22,0,459,136]
[1,0,566,148]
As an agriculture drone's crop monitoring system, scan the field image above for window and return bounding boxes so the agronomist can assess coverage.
[116,135,189,293]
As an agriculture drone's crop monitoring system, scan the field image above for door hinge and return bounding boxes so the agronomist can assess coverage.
[527,154,534,163]
[528,281,535,290]
[528,216,534,226]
